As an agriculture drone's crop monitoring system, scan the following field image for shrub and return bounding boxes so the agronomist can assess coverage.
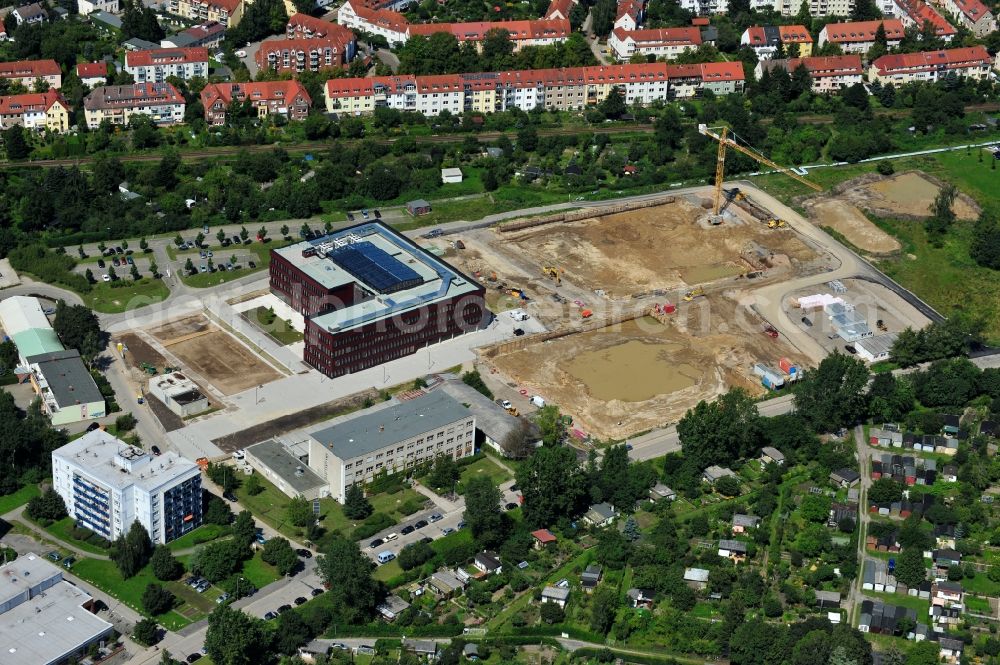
[352,513,396,540]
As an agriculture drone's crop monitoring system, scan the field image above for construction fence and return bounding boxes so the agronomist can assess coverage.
[494,195,677,234]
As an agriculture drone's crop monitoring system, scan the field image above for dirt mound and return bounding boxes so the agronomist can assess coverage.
[805,199,901,255]
[830,171,980,221]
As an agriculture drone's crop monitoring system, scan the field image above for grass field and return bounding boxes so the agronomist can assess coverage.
[374,559,402,582]
[455,457,512,494]
[41,517,110,555]
[961,571,1000,596]
[242,552,282,589]
[0,485,39,515]
[244,306,303,345]
[70,559,195,630]
[754,153,1000,342]
[81,278,170,314]
[167,523,231,552]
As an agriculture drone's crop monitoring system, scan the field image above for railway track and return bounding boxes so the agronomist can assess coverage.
[6,102,998,169]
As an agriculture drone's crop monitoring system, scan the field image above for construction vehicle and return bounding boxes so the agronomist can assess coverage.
[543,266,562,286]
[877,319,888,332]
[581,309,593,318]
[506,406,519,416]
[720,187,746,214]
[140,362,158,375]
[683,288,705,302]
[767,219,787,229]
[763,325,779,339]
[487,272,498,282]
[699,124,822,216]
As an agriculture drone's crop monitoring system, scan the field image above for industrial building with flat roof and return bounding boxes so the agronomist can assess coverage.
[270,222,487,378]
[306,390,474,502]
[0,553,114,665]
[52,430,202,543]
[245,438,327,500]
[148,372,210,417]
[26,349,106,425]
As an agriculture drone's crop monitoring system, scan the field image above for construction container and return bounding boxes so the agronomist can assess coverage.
[779,357,794,374]
[762,375,785,390]
[581,309,593,318]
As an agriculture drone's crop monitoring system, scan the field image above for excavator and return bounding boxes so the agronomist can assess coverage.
[543,266,562,286]
[767,219,787,229]
[683,288,705,302]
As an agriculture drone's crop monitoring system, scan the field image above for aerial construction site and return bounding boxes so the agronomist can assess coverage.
[420,185,837,441]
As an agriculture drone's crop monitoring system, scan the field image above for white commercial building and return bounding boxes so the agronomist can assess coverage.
[52,430,203,544]
[148,372,210,417]
[0,553,114,665]
[77,0,119,14]
[0,295,63,364]
[124,47,209,83]
[855,333,898,363]
[307,390,475,502]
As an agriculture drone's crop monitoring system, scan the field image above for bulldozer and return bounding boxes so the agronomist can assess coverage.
[767,219,787,229]
[543,266,562,286]
[683,288,705,302]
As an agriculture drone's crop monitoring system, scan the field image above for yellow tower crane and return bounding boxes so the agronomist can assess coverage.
[698,124,822,216]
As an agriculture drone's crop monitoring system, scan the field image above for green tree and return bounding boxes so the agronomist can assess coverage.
[204,495,234,525]
[793,352,869,432]
[971,211,1000,269]
[714,475,741,497]
[316,536,382,623]
[869,478,903,504]
[150,545,183,581]
[426,454,460,492]
[191,540,245,583]
[800,494,832,523]
[232,510,256,550]
[397,540,435,571]
[516,445,585,527]
[461,370,493,400]
[516,124,538,152]
[132,618,159,646]
[25,488,67,522]
[3,125,31,159]
[924,183,958,242]
[204,604,272,665]
[678,388,761,470]
[111,520,153,579]
[540,601,565,624]
[589,586,619,633]
[287,495,313,527]
[342,483,372,520]
[53,301,102,360]
[273,609,312,655]
[142,583,175,615]
[905,640,940,665]
[893,547,927,588]
[599,87,626,119]
[261,537,299,576]
[536,405,566,447]
[243,474,263,497]
[216,229,226,245]
[139,238,149,252]
[464,475,508,548]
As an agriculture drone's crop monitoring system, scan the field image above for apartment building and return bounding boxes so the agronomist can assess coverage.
[817,19,905,53]
[1,554,114,665]
[52,430,203,544]
[201,80,312,125]
[307,391,475,502]
[0,89,70,132]
[544,0,575,20]
[83,82,186,128]
[936,0,995,36]
[741,25,813,60]
[614,0,644,30]
[161,21,227,49]
[325,61,744,116]
[886,0,956,40]
[677,0,728,14]
[757,55,863,93]
[12,2,46,25]
[680,0,852,15]
[0,59,62,91]
[168,0,244,28]
[337,1,409,44]
[869,46,991,84]
[125,47,209,82]
[255,37,352,74]
[608,27,702,61]
[407,18,571,52]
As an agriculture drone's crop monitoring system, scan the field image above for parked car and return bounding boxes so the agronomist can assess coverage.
[232,235,242,245]
[277,604,292,613]
[216,593,230,604]
[420,537,433,544]
[151,445,161,456]
[374,209,381,219]
[186,654,202,664]
[46,551,60,561]
[264,611,278,620]
[114,246,124,255]
[505,502,518,511]
[296,549,312,559]
[102,274,110,282]
[223,491,237,502]
[126,256,134,265]
[801,316,812,327]
[332,643,350,651]
[429,513,443,522]
[62,557,75,569]
[97,259,105,268]
[294,596,307,606]
[400,525,415,535]
[369,538,384,549]
[255,533,267,545]
[311,588,324,597]
[441,527,454,536]
[248,261,257,269]
[457,521,466,529]
[414,520,428,529]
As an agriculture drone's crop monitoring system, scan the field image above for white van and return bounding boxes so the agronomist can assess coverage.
[377,551,396,564]
[384,532,398,542]
[530,395,545,408]
[508,309,529,321]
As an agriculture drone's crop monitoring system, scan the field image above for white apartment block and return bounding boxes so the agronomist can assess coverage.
[307,391,475,502]
[608,27,702,61]
[125,47,209,83]
[679,0,852,15]
[817,19,905,53]
[52,430,203,544]
[77,0,119,14]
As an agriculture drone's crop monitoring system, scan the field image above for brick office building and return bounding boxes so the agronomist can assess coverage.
[270,222,488,378]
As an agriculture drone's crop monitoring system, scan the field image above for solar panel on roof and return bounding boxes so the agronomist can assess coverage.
[329,241,423,294]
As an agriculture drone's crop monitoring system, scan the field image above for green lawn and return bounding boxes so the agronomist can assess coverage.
[455,457,512,494]
[243,306,303,345]
[242,552,282,589]
[374,559,402,582]
[70,559,195,630]
[41,517,110,555]
[167,523,231,551]
[966,595,992,614]
[961,572,1000,596]
[82,278,170,313]
[0,485,39,515]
